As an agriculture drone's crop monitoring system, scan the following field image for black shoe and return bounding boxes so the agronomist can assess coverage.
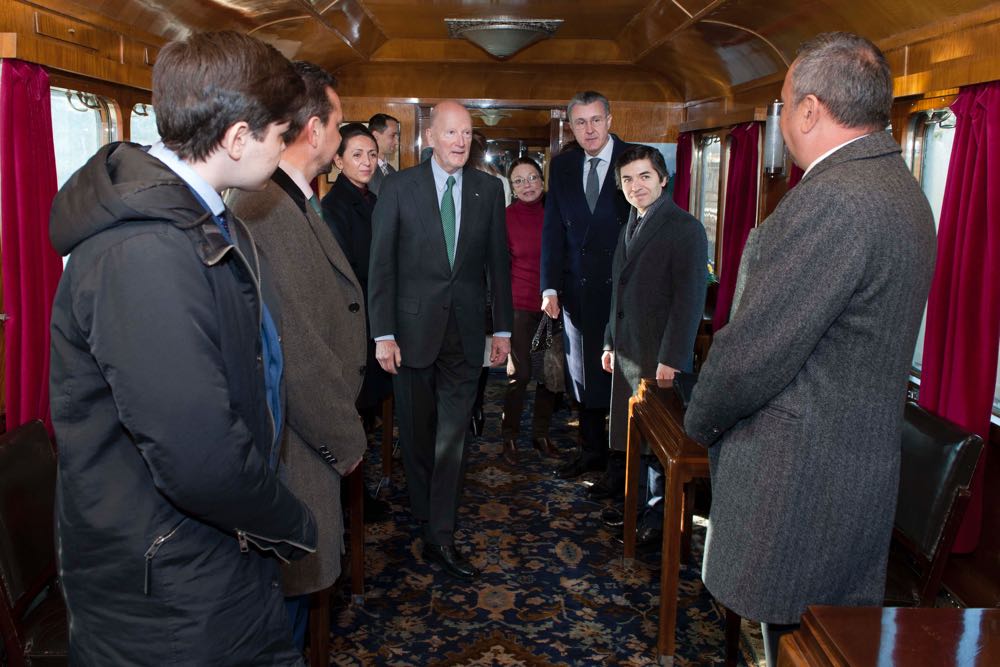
[422,543,479,580]
[363,494,390,523]
[587,477,624,501]
[615,524,663,551]
[601,507,624,528]
[554,457,605,479]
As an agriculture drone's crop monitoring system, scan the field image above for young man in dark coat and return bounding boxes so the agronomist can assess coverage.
[49,31,316,665]
[601,145,707,547]
[684,32,936,666]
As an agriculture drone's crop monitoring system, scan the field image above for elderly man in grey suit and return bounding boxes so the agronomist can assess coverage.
[369,101,513,580]
[228,62,367,649]
[368,112,399,195]
[684,32,936,666]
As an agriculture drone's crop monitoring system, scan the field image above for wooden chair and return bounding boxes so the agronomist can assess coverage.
[884,401,984,607]
[0,420,68,666]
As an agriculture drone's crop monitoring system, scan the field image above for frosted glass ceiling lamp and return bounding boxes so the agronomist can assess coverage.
[446,18,563,59]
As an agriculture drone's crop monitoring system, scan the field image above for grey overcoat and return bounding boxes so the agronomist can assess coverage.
[604,198,707,451]
[684,132,936,624]
[229,171,368,596]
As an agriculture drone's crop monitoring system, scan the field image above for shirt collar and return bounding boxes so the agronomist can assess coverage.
[430,156,463,191]
[278,160,314,199]
[147,142,225,216]
[585,135,615,166]
[804,133,870,176]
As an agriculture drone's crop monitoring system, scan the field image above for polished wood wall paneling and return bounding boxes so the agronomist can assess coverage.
[338,98,418,168]
[0,0,164,90]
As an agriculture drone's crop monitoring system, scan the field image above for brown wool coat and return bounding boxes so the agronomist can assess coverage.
[229,175,368,596]
[684,132,937,624]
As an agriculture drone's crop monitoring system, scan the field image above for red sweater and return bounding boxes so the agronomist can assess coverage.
[505,197,545,311]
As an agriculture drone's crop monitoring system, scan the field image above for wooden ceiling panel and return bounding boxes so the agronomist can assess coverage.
[250,16,363,67]
[333,62,681,102]
[358,0,650,39]
[370,38,628,64]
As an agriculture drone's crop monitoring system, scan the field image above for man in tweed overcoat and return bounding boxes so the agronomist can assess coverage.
[684,32,936,665]
[229,63,367,649]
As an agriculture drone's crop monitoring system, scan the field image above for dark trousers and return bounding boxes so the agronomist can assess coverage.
[501,309,557,440]
[393,314,480,546]
[579,407,609,467]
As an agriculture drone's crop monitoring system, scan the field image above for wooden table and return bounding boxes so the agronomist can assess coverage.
[623,378,711,666]
[779,606,1000,666]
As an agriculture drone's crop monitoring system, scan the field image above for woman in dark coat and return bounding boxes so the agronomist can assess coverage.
[322,123,392,418]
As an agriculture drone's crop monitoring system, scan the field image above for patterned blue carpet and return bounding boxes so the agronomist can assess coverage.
[327,370,763,666]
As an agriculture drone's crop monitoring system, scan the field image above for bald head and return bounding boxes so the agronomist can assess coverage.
[427,101,472,174]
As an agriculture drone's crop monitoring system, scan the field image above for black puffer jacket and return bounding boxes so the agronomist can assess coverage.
[49,143,316,665]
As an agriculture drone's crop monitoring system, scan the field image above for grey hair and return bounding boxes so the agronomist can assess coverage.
[567,91,611,120]
[791,32,893,130]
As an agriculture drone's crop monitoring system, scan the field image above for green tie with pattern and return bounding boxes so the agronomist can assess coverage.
[441,175,457,267]
[307,194,323,218]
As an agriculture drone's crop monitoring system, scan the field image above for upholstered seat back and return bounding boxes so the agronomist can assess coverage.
[895,402,983,561]
[0,420,57,613]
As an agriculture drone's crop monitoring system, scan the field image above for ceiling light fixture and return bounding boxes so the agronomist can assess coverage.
[473,109,512,126]
[445,18,563,60]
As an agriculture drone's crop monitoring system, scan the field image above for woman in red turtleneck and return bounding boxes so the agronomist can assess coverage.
[500,157,562,465]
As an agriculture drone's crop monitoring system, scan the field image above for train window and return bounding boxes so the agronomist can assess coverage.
[908,109,956,375]
[50,87,118,188]
[696,134,722,267]
[129,103,160,146]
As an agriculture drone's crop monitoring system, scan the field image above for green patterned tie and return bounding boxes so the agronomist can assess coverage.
[441,175,457,267]
[307,194,323,218]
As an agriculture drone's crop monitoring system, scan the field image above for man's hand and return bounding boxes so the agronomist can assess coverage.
[602,350,614,373]
[490,336,511,366]
[375,340,402,374]
[541,294,560,319]
[655,363,678,381]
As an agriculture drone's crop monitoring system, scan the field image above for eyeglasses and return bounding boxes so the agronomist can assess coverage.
[511,174,541,187]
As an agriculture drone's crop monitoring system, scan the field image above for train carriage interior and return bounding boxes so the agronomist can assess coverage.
[0,0,998,665]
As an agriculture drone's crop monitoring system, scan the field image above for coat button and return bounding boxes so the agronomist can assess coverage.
[581,278,587,285]
[349,302,360,313]
[617,311,624,320]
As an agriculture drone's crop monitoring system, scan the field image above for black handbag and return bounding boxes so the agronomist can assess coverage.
[531,314,563,353]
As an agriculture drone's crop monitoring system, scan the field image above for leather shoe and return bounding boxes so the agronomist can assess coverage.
[532,437,561,458]
[502,439,518,465]
[615,524,663,551]
[587,477,624,501]
[422,543,479,580]
[553,457,605,479]
[601,507,624,528]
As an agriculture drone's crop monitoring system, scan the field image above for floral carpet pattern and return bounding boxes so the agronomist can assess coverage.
[328,371,763,666]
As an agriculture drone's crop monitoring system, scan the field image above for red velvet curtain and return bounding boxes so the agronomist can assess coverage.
[788,162,804,189]
[713,123,760,331]
[919,81,1000,552]
[1,59,62,433]
[673,131,693,212]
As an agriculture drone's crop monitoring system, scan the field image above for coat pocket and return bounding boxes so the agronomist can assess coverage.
[143,517,189,595]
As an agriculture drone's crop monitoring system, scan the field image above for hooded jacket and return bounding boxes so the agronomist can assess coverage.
[49,142,316,665]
